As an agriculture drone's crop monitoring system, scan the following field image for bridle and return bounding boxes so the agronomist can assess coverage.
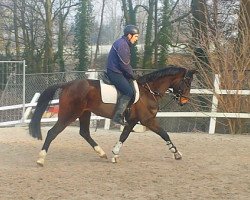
[142,83,164,102]
[172,71,192,105]
[142,70,192,106]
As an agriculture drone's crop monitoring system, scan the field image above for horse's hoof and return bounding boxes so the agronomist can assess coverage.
[100,154,108,159]
[174,151,182,160]
[111,155,119,163]
[36,159,44,167]
[94,146,107,159]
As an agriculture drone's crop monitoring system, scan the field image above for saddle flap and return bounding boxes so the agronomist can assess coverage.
[100,80,140,104]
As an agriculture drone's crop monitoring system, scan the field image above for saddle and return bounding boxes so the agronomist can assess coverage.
[100,72,140,104]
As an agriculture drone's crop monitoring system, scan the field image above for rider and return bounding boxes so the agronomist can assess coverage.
[106,24,139,126]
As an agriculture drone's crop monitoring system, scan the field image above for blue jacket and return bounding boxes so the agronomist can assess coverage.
[106,36,134,79]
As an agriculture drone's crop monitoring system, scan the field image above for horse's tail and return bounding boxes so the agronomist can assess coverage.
[29,84,63,140]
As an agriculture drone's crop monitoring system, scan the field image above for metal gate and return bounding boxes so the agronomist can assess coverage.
[0,61,26,125]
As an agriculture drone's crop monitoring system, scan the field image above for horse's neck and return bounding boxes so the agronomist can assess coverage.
[150,77,172,94]
[149,71,185,94]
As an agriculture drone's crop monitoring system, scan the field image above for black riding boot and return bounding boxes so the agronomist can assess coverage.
[112,95,131,126]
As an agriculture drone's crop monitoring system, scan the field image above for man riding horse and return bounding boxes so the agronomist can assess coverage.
[106,24,139,126]
[29,25,197,166]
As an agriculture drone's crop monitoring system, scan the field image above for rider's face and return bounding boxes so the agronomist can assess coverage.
[128,34,139,44]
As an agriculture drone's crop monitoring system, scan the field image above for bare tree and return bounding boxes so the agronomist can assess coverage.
[143,0,154,68]
[236,0,250,67]
[188,0,250,134]
[13,0,20,59]
[0,0,79,72]
[92,0,106,68]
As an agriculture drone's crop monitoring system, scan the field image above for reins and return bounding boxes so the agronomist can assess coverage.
[159,90,176,111]
[142,83,175,110]
[143,83,163,102]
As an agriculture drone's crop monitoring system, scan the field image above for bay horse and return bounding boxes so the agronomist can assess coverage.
[29,65,196,166]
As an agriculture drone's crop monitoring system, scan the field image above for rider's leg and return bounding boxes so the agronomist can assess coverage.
[112,95,131,125]
[107,70,134,126]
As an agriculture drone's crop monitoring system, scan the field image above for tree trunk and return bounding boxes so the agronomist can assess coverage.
[154,0,158,67]
[20,0,38,73]
[74,0,91,71]
[191,0,210,132]
[44,0,54,73]
[93,0,106,68]
[191,0,210,79]
[121,0,129,24]
[143,0,154,69]
[58,0,65,72]
[191,0,208,47]
[158,0,171,67]
[121,0,138,68]
[13,0,20,60]
[128,0,136,24]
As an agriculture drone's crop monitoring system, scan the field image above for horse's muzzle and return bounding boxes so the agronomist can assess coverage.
[173,93,189,106]
[179,96,189,106]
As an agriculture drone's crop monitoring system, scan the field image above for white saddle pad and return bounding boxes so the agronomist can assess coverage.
[100,80,140,104]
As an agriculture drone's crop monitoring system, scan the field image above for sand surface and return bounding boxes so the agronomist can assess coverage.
[0,126,249,200]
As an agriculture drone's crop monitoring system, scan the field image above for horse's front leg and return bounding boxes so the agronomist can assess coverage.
[111,120,138,163]
[143,118,182,160]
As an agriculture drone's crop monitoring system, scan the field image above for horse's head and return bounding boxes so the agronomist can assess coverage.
[172,69,197,106]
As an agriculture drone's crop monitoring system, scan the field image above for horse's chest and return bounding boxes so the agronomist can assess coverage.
[148,104,159,115]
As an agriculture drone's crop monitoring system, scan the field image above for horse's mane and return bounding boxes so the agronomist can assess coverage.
[137,65,186,84]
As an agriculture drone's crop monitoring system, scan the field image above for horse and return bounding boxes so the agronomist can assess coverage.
[29,65,197,166]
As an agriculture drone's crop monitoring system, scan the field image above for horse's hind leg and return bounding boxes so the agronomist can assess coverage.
[37,120,68,166]
[79,111,107,159]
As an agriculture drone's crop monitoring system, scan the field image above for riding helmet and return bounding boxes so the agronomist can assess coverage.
[123,25,139,36]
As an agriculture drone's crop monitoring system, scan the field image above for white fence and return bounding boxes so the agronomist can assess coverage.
[0,73,249,134]
[157,75,250,133]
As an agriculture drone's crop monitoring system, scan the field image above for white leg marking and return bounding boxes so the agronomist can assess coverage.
[167,141,177,153]
[174,151,182,160]
[111,155,119,163]
[112,141,123,155]
[37,150,47,166]
[94,146,107,159]
[166,141,182,160]
[111,142,123,163]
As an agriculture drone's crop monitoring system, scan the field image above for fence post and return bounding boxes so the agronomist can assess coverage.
[208,74,220,134]
[22,93,40,121]
[104,119,111,130]
[21,60,26,124]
